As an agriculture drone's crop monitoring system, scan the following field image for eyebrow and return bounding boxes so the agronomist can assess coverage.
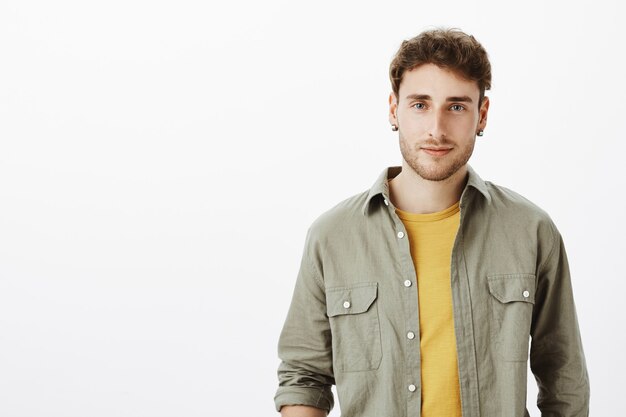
[405,94,473,103]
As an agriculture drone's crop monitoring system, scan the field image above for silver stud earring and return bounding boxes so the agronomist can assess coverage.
[477,129,484,136]
[391,124,398,131]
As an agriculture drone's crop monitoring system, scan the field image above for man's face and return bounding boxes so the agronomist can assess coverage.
[388,63,489,182]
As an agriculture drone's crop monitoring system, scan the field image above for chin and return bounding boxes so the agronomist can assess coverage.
[413,160,467,182]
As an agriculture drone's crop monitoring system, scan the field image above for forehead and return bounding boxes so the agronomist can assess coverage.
[399,63,479,99]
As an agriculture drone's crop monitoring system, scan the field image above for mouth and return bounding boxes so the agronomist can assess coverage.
[421,147,452,156]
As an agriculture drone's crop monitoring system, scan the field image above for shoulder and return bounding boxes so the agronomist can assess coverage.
[307,189,370,239]
[485,181,552,221]
[483,180,559,242]
[297,189,371,275]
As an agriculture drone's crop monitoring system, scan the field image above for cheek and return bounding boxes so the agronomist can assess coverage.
[457,121,475,133]
[399,113,425,131]
[399,109,477,134]
[449,117,477,133]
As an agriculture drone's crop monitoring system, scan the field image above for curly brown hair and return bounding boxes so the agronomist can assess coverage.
[389,27,492,108]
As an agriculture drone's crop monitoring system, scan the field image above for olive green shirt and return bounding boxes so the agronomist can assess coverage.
[274,164,590,417]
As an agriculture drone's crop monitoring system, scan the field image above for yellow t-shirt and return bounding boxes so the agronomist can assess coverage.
[395,201,462,417]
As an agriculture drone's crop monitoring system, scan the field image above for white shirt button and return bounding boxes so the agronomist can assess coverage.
[408,384,417,392]
[343,301,351,309]
[404,280,412,287]
[407,331,415,340]
[397,231,405,239]
[523,290,530,298]
[384,198,389,206]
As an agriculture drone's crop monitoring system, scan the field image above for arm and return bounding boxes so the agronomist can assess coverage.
[280,405,328,417]
[274,227,335,414]
[530,221,590,416]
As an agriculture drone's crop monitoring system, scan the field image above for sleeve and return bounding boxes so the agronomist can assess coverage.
[529,219,590,416]
[273,226,335,413]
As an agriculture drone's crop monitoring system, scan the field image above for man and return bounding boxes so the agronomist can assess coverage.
[274,27,590,417]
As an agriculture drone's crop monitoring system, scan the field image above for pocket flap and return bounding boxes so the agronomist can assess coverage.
[326,282,378,317]
[487,274,536,304]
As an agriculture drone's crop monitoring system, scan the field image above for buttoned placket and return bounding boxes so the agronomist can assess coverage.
[381,187,481,417]
[450,190,481,417]
[382,194,423,416]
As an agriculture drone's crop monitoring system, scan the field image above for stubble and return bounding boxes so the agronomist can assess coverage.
[398,131,476,182]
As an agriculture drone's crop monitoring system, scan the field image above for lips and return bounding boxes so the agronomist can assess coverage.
[422,147,452,156]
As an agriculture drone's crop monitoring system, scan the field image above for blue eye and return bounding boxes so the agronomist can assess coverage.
[413,103,425,110]
[451,104,465,111]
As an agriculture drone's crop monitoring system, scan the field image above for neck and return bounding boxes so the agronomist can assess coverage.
[388,162,469,214]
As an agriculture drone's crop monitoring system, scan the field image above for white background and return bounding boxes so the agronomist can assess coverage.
[0,0,624,416]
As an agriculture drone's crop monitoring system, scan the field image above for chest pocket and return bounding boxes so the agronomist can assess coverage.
[487,273,536,362]
[326,282,382,372]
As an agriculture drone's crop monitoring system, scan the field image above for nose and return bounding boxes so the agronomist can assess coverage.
[428,111,447,139]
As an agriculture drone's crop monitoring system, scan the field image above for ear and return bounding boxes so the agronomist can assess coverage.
[478,96,490,131]
[388,92,398,126]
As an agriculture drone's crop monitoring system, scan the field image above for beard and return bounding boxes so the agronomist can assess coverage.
[398,130,476,182]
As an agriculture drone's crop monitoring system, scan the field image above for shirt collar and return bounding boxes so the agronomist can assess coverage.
[361,163,491,216]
